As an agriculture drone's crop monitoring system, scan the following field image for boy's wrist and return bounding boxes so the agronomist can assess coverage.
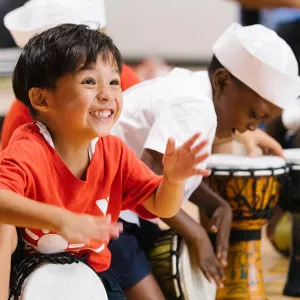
[162,171,183,185]
[51,207,70,233]
[185,223,207,244]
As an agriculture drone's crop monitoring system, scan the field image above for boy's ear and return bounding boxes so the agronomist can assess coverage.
[28,88,50,112]
[212,68,230,95]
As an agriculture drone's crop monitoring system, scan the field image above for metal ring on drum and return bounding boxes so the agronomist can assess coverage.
[10,260,108,300]
[279,149,300,297]
[147,230,216,300]
[204,154,286,300]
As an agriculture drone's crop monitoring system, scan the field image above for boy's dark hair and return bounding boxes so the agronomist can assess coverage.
[208,55,224,75]
[208,55,244,87]
[13,23,123,116]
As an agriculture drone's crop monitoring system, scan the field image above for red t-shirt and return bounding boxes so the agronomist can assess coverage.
[1,64,141,149]
[0,123,161,272]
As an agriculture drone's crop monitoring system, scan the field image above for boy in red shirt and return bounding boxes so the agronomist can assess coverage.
[0,24,210,299]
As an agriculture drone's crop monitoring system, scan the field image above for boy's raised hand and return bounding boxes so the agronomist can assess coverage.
[162,132,211,183]
[58,213,123,244]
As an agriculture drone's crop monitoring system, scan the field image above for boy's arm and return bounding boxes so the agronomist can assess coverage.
[0,189,122,243]
[141,148,231,258]
[139,147,229,287]
[0,189,68,231]
[142,133,210,218]
[0,224,17,300]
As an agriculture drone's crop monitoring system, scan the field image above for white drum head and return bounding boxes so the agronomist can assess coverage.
[20,261,108,300]
[207,154,286,176]
[179,241,216,300]
[284,149,300,170]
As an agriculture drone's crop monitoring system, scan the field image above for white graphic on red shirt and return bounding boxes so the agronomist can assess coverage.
[22,197,109,255]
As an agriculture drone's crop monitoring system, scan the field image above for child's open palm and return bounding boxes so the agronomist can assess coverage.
[162,133,211,184]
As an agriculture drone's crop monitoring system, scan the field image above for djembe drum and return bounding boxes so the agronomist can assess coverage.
[204,154,286,300]
[147,230,216,300]
[9,253,107,300]
[278,149,300,297]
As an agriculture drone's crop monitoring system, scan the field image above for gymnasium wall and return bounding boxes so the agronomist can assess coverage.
[105,0,239,64]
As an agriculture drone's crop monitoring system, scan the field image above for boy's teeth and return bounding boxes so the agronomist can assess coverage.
[91,110,112,118]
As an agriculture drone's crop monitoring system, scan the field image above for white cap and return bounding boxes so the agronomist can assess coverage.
[213,23,300,109]
[4,0,107,48]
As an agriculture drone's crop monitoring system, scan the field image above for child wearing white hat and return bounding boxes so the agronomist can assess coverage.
[105,22,300,300]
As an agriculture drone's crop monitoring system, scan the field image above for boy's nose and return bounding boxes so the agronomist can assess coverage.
[97,88,114,102]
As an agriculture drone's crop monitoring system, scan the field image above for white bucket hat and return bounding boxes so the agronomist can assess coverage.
[4,0,107,48]
[213,23,300,109]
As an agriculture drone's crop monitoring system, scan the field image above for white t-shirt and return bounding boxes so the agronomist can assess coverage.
[111,68,217,225]
[282,99,300,133]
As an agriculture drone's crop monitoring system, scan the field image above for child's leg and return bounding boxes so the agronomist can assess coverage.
[124,274,165,300]
[0,224,17,300]
[108,220,166,300]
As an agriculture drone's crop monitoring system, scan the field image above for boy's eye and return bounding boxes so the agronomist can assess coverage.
[249,108,259,120]
[110,80,120,86]
[82,78,96,85]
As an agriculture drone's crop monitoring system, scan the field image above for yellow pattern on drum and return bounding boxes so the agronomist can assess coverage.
[217,240,266,300]
[205,173,282,300]
[206,175,280,226]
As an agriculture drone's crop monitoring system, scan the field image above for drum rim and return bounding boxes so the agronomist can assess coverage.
[209,166,287,176]
[207,154,286,176]
[283,149,300,166]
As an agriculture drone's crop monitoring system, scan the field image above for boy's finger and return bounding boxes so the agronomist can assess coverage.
[181,132,201,150]
[200,263,214,283]
[190,139,209,155]
[206,264,224,288]
[193,168,211,177]
[164,138,176,156]
[193,153,210,164]
[210,214,222,233]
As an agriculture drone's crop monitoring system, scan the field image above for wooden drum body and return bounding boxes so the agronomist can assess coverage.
[204,155,286,300]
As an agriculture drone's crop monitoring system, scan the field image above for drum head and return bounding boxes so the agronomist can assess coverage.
[207,154,286,176]
[20,262,107,300]
[284,149,300,169]
[179,241,216,300]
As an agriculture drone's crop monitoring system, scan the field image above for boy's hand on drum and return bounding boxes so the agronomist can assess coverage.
[187,226,225,289]
[58,212,123,244]
[210,203,232,268]
[162,133,211,183]
[235,129,284,157]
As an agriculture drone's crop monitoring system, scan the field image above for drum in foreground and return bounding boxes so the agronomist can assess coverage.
[11,260,107,300]
[147,230,216,300]
[204,154,286,300]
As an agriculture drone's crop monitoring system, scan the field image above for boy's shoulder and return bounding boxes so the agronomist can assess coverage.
[2,123,51,160]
